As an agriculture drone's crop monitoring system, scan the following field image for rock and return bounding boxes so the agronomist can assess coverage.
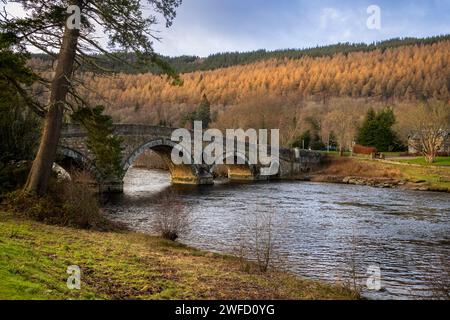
[343,177,351,184]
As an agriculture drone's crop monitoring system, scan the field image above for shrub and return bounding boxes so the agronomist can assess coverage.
[154,191,191,241]
[0,161,32,195]
[235,211,285,273]
[2,172,119,231]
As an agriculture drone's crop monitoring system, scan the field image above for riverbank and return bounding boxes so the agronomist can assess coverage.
[308,157,450,193]
[0,212,357,300]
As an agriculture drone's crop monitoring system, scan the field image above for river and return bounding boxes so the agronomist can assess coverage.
[103,168,450,300]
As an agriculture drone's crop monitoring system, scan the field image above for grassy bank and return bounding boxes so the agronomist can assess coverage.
[0,212,356,300]
[314,156,450,192]
[396,157,450,167]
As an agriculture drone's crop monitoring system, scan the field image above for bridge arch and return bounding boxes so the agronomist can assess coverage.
[56,146,103,181]
[123,138,213,185]
[211,151,257,181]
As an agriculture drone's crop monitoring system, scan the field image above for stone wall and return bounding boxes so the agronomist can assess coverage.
[278,148,323,178]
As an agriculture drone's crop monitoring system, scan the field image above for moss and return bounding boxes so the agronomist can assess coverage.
[0,212,356,300]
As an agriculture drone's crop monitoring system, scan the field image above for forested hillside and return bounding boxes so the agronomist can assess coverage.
[30,35,450,74]
[30,37,450,147]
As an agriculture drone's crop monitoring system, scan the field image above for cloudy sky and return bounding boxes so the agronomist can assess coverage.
[151,0,450,56]
[4,0,450,57]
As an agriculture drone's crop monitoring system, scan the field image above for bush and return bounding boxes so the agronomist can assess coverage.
[235,211,285,273]
[0,161,31,195]
[153,191,191,241]
[2,173,119,231]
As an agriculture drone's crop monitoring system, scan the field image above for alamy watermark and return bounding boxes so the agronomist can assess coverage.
[366,265,382,291]
[67,265,81,290]
[66,5,81,30]
[367,5,381,30]
[171,121,280,176]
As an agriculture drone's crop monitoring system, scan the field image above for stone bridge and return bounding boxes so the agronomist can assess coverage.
[58,124,323,192]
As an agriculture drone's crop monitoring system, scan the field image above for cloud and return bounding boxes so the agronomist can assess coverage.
[152,0,450,56]
[4,0,450,56]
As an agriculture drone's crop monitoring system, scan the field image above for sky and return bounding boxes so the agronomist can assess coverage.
[4,0,450,57]
[151,0,450,56]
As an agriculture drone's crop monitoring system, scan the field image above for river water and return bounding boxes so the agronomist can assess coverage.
[103,168,450,300]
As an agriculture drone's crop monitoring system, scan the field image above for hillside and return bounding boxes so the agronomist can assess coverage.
[30,37,450,146]
[30,35,450,74]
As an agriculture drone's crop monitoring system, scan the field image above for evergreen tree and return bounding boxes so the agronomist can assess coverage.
[72,106,123,177]
[357,108,400,151]
[0,33,41,192]
[196,94,212,128]
[181,94,212,128]
[0,32,41,164]
[357,108,377,147]
[291,130,311,149]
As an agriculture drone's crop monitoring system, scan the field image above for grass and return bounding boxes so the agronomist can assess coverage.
[320,151,352,157]
[319,151,404,158]
[317,156,450,192]
[397,157,450,167]
[398,164,450,191]
[0,212,357,300]
[382,152,403,157]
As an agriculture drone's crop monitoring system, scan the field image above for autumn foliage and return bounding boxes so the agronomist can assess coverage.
[29,38,450,148]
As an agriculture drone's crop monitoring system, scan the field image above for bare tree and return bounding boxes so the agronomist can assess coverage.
[253,211,275,272]
[403,101,450,163]
[235,210,284,273]
[153,191,191,241]
[0,0,181,195]
[323,100,361,156]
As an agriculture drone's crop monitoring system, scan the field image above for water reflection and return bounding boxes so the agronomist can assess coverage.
[104,168,450,300]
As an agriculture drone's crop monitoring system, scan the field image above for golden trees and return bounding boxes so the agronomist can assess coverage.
[58,39,450,148]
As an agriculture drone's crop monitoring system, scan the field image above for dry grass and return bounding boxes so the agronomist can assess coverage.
[319,157,403,178]
[315,156,450,191]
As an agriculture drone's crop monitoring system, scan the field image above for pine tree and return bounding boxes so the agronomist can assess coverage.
[0,33,41,165]
[357,108,400,151]
[72,106,123,177]
[181,94,212,128]
[196,94,212,128]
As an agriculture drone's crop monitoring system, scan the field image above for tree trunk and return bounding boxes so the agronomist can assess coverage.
[425,152,435,164]
[24,11,80,195]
